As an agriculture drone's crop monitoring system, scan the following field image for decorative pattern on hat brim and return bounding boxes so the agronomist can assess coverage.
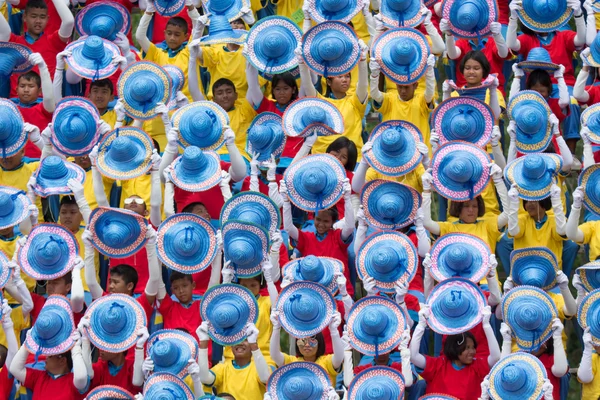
[199,28,248,46]
[157,213,218,274]
[361,179,421,230]
[267,361,330,400]
[364,120,423,177]
[308,0,362,23]
[51,97,101,157]
[431,97,494,148]
[144,372,194,400]
[148,329,199,378]
[579,288,600,346]
[504,153,562,201]
[0,185,31,230]
[117,61,171,120]
[86,385,135,400]
[347,296,407,357]
[169,150,222,193]
[507,90,553,154]
[276,281,336,339]
[357,230,418,293]
[220,191,281,233]
[283,154,346,212]
[65,36,121,80]
[154,0,186,16]
[25,295,75,356]
[380,0,425,28]
[502,285,558,351]
[96,127,154,181]
[88,207,149,258]
[581,103,600,144]
[75,1,131,40]
[442,0,497,39]
[259,66,300,82]
[18,223,78,281]
[418,396,460,400]
[222,220,269,278]
[517,0,573,33]
[246,112,286,163]
[172,101,229,151]
[282,256,343,295]
[487,352,546,400]
[429,233,491,283]
[579,164,600,216]
[84,293,148,352]
[0,251,12,290]
[0,42,33,74]
[517,60,560,74]
[201,0,250,22]
[582,49,600,68]
[32,156,86,197]
[431,141,491,202]
[282,97,344,138]
[163,65,185,110]
[200,283,259,345]
[348,366,405,400]
[510,247,558,291]
[0,98,25,158]
[577,261,600,292]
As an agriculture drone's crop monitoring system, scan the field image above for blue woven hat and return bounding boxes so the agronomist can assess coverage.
[419,396,460,400]
[517,0,572,32]
[245,16,302,75]
[25,295,75,356]
[84,293,148,352]
[432,97,494,148]
[96,127,154,180]
[222,220,269,278]
[302,21,361,78]
[246,112,286,163]
[502,285,558,351]
[148,330,198,378]
[88,207,149,258]
[581,103,600,144]
[371,27,430,85]
[32,156,86,197]
[154,0,185,16]
[75,1,131,40]
[584,32,600,67]
[0,42,33,76]
[347,296,408,357]
[87,385,135,400]
[157,213,218,274]
[357,231,418,294]
[51,97,101,157]
[201,0,249,21]
[163,65,185,110]
[428,233,491,283]
[201,283,259,345]
[18,223,78,281]
[65,35,120,81]
[143,373,194,400]
[488,353,546,400]
[308,0,362,22]
[199,14,247,46]
[282,256,344,294]
[380,0,424,27]
[579,164,600,216]
[361,179,421,230]
[518,47,560,73]
[431,141,491,202]
[168,147,222,192]
[259,66,300,82]
[510,247,558,291]
[282,97,344,138]
[364,120,423,177]
[579,289,600,346]
[505,153,562,201]
[276,281,336,338]
[267,362,330,400]
[577,261,600,292]
[348,366,406,400]
[173,101,229,150]
[118,61,171,120]
[220,192,281,233]
[0,98,25,158]
[442,0,497,39]
[0,251,11,290]
[284,154,346,212]
[0,185,30,230]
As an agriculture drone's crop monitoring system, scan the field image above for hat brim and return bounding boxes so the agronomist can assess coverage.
[432,97,494,148]
[246,16,302,75]
[581,103,600,144]
[577,261,600,292]
[448,73,496,96]
[267,362,330,399]
[33,158,86,198]
[221,192,281,233]
[518,60,560,74]
[517,3,573,33]
[163,65,185,110]
[0,251,11,290]
[96,127,154,180]
[88,207,149,258]
[579,164,600,216]
[508,91,553,154]
[361,179,421,230]
[380,0,425,28]
[0,42,34,74]
[155,0,185,16]
[65,36,121,80]
[86,386,135,400]
[201,0,250,22]
[169,150,222,192]
[579,289,600,346]
[246,112,286,162]
[75,1,131,40]
[283,256,343,295]
[429,233,491,283]
[309,0,362,22]
[144,373,194,400]
[488,353,546,400]
[148,330,198,378]
[0,186,31,230]
[505,154,562,201]
[510,247,558,291]
[442,0,498,39]
[173,101,229,151]
[283,97,344,138]
[118,61,171,120]
[51,97,101,157]
[199,29,248,46]
[348,367,406,399]
[0,98,25,158]
[222,220,269,278]
[25,295,75,356]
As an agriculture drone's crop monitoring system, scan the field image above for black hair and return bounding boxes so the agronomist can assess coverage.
[294,331,326,359]
[212,78,236,93]
[325,72,351,98]
[519,21,536,36]
[459,50,491,79]
[109,264,138,293]
[316,207,339,223]
[166,16,188,34]
[182,201,207,214]
[25,0,47,12]
[52,271,73,286]
[89,78,114,95]
[18,71,41,88]
[0,344,7,369]
[271,72,299,104]
[169,270,194,285]
[443,332,477,362]
[152,138,161,153]
[230,18,245,26]
[239,274,267,290]
[59,196,78,211]
[526,69,553,95]
[523,197,553,212]
[175,327,191,334]
[448,196,486,219]
[326,137,358,171]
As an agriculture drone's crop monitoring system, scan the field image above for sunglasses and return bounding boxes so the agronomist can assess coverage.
[297,337,318,348]
[124,197,145,205]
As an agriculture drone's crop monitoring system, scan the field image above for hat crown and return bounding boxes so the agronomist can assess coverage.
[391,39,416,66]
[515,306,542,331]
[82,36,106,61]
[209,15,234,34]
[36,311,64,342]
[0,193,14,217]
[321,0,348,12]
[298,255,325,282]
[532,0,560,14]
[445,158,475,183]
[456,2,482,31]
[380,128,406,154]
[517,265,548,288]
[289,293,317,322]
[515,107,544,135]
[450,110,477,139]
[523,155,547,180]
[60,113,89,143]
[372,247,401,274]
[316,37,346,62]
[38,235,64,266]
[213,303,241,329]
[303,168,328,195]
[361,310,389,336]
[387,0,412,12]
[208,0,234,14]
[189,111,213,138]
[130,78,158,103]
[376,193,401,219]
[440,288,470,317]
[446,247,472,272]
[263,32,288,59]
[181,146,207,172]
[109,136,140,163]
[102,219,135,248]
[90,15,117,39]
[152,340,181,367]
[0,56,17,76]
[301,107,327,126]
[500,364,528,392]
[282,376,317,399]
[227,238,257,266]
[248,125,274,150]
[100,302,128,333]
[40,156,69,180]
[526,47,553,63]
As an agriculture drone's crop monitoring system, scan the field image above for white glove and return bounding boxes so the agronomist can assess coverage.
[261,259,273,283]
[142,357,154,376]
[581,48,592,66]
[490,21,501,35]
[154,102,169,122]
[363,276,378,296]
[335,271,348,296]
[136,326,149,348]
[279,179,289,200]
[503,276,515,293]
[150,150,161,172]
[24,123,41,144]
[1,299,13,328]
[28,53,45,67]
[573,273,586,292]
[41,124,53,146]
[342,178,351,197]
[27,204,39,223]
[482,305,492,326]
[163,165,173,183]
[582,127,592,146]
[417,304,431,327]
[421,6,432,25]
[304,132,318,147]
[114,33,131,57]
[374,13,385,32]
[270,310,281,330]
[145,0,156,12]
[326,387,339,400]
[491,126,501,147]
[507,120,517,141]
[550,183,561,200]
[55,49,72,71]
[223,126,235,146]
[266,155,277,182]
[175,91,188,108]
[97,121,112,137]
[512,63,524,78]
[554,65,565,80]
[270,230,283,253]
[358,39,368,61]
[145,225,157,245]
[549,113,560,136]
[426,54,435,70]
[542,379,554,399]
[67,178,84,198]
[196,321,210,342]
[114,99,126,122]
[329,311,342,331]
[489,163,503,181]
[421,169,433,191]
[584,0,594,13]
[250,152,260,176]
[487,255,497,279]
[187,359,200,379]
[188,38,201,60]
[439,18,451,35]
[369,59,381,78]
[500,322,512,341]
[573,186,585,208]
[357,206,367,227]
[414,207,424,227]
[556,270,569,290]
[245,323,259,344]
[584,327,593,350]
[77,315,90,337]
[567,0,582,14]
[221,261,235,284]
[295,44,305,65]
[509,0,522,17]
[442,80,452,95]
[361,140,373,156]
[111,54,128,69]
[166,127,179,150]
[394,280,408,303]
[551,318,564,339]
[417,142,428,156]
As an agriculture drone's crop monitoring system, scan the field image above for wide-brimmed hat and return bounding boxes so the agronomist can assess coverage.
[246,112,286,163]
[163,65,185,110]
[518,47,560,73]
[0,42,33,76]
[579,164,600,216]
[356,231,418,294]
[84,293,147,352]
[517,0,572,32]
[576,261,600,292]
[157,213,218,274]
[199,14,247,46]
[418,396,460,400]
[581,103,600,144]
[579,288,600,346]
[51,97,101,157]
[276,281,336,338]
[18,223,78,281]
[200,283,259,345]
[431,97,493,148]
[32,156,86,197]
[88,207,149,258]
[267,362,330,400]
[75,1,131,40]
[488,353,546,400]
[504,153,562,201]
[348,366,406,400]
[502,285,558,351]
[201,0,250,22]
[96,127,154,180]
[380,0,424,27]
[25,295,75,356]
[426,277,487,335]
[65,35,121,81]
[172,101,229,150]
[87,386,135,400]
[148,329,198,377]
[431,141,491,202]
[361,179,421,230]
[282,256,344,295]
[508,90,553,153]
[220,192,281,233]
[284,154,346,212]
[0,185,31,230]
[282,97,344,138]
[347,296,408,357]
[510,247,558,291]
[308,0,362,22]
[118,61,171,120]
[371,27,430,85]
[428,233,491,283]
[245,16,302,76]
[0,251,12,290]
[168,147,222,192]
[584,31,600,67]
[222,220,269,278]
[154,0,186,16]
[143,373,194,400]
[442,0,497,39]
[0,98,24,158]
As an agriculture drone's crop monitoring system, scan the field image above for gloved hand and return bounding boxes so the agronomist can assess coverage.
[56,49,72,71]
[567,0,582,14]
[421,6,432,25]
[394,280,408,303]
[500,322,512,342]
[28,53,45,67]
[489,163,503,181]
[573,186,585,208]
[503,276,514,293]
[196,321,211,342]
[114,99,126,122]
[41,124,53,147]
[261,259,273,283]
[1,299,13,328]
[136,326,149,348]
[439,18,451,35]
[556,270,569,290]
[369,59,381,78]
[421,169,433,191]
[270,310,281,330]
[294,44,305,65]
[142,357,154,376]
[304,132,318,148]
[417,304,430,328]
[512,63,524,78]
[266,155,277,181]
[550,183,561,200]
[145,226,157,245]
[166,127,179,150]
[363,276,378,296]
[221,260,235,284]
[426,54,435,71]
[329,311,342,331]
[114,33,131,57]
[154,102,170,125]
[507,120,517,141]
[509,0,522,17]
[67,178,85,198]
[361,141,373,157]
[490,21,501,36]
[583,327,593,350]
[187,359,200,380]
[279,180,289,200]
[245,323,259,344]
[491,126,501,147]
[581,127,592,146]
[551,318,564,339]
[581,48,592,67]
[24,123,41,144]
[357,206,367,227]
[223,126,235,146]
[482,305,492,326]
[250,151,260,176]
[358,39,368,61]
[554,64,565,80]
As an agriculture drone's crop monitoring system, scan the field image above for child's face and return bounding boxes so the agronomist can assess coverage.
[329,147,349,168]
[314,211,334,235]
[230,19,245,30]
[232,339,252,358]
[46,277,71,296]
[327,74,351,94]
[530,82,550,100]
[396,83,418,102]
[213,85,238,111]
[0,149,24,170]
[108,274,133,295]
[239,277,261,296]
[458,199,479,224]
[99,350,121,363]
[73,155,92,170]
[123,196,148,217]
[164,24,187,50]
[45,353,68,375]
[457,338,476,365]
[88,85,113,111]
[272,80,295,106]
[188,204,210,221]
[171,277,195,304]
[23,7,48,36]
[297,336,318,358]
[17,78,41,104]
[462,59,484,86]
[524,200,546,220]
[59,204,83,233]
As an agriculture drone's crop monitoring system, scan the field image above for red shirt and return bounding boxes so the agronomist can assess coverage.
[354,361,402,375]
[581,84,600,106]
[18,102,52,159]
[420,355,489,400]
[89,358,141,395]
[109,248,149,295]
[321,299,345,354]
[0,367,14,400]
[257,97,303,160]
[539,352,565,400]
[30,293,85,327]
[150,11,193,44]
[241,174,283,196]
[455,38,509,95]
[497,0,510,25]
[24,367,85,400]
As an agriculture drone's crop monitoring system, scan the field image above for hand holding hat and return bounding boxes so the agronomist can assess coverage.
[554,64,565,80]
[369,58,380,78]
[584,327,593,350]
[490,22,502,36]
[489,162,503,181]
[294,44,304,66]
[567,0,582,14]
[136,326,149,349]
[357,206,367,227]
[246,323,259,344]
[270,309,281,330]
[187,359,200,380]
[196,321,210,342]
[573,186,585,208]
[28,53,45,68]
[142,356,154,377]
[482,305,492,327]
[491,126,501,147]
[439,18,451,35]
[551,318,564,339]
[421,6,432,25]
[550,183,561,200]
[582,127,592,145]
[487,255,498,279]
[430,130,439,152]
[336,271,348,296]
[500,322,512,342]
[394,280,408,304]
[359,39,368,61]
[223,125,235,146]
[549,113,560,136]
[418,304,430,328]
[503,276,514,293]
[512,63,524,78]
[221,260,235,284]
[509,0,522,17]
[363,276,378,296]
[1,299,12,329]
[24,123,40,144]
[329,311,342,332]
[56,49,72,71]
[556,270,569,290]
[421,169,433,191]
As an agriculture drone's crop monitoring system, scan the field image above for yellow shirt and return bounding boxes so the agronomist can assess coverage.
[365,164,425,193]
[220,99,257,160]
[580,352,600,400]
[283,354,339,386]
[210,359,273,399]
[100,109,118,129]
[201,45,248,100]
[512,214,565,269]
[83,168,114,213]
[119,174,153,210]
[224,295,272,362]
[142,117,168,155]
[581,221,600,262]
[275,0,305,25]
[0,305,29,348]
[145,43,193,100]
[438,217,502,253]
[446,182,501,222]
[0,162,43,222]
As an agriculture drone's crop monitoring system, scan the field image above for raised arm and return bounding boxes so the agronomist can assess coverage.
[570,0,587,47]
[566,187,585,243]
[52,0,74,41]
[247,324,272,383]
[506,3,522,51]
[149,152,163,227]
[82,230,103,300]
[440,19,461,59]
[490,164,509,229]
[29,54,55,113]
[422,7,445,54]
[421,171,440,235]
[245,59,263,108]
[269,311,285,366]
[223,126,247,183]
[584,0,597,45]
[70,257,85,314]
[297,46,317,97]
[507,185,520,237]
[356,41,369,104]
[89,146,109,207]
[556,270,577,316]
[410,306,429,369]
[329,312,344,369]
[340,179,355,241]
[482,306,501,367]
[280,181,299,241]
[135,4,154,53]
[574,58,591,103]
[578,327,595,383]
[196,322,217,385]
[188,39,206,101]
[144,227,162,305]
[491,125,506,169]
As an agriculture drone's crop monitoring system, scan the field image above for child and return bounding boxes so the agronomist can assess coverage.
[0,300,17,399]
[567,187,600,261]
[578,327,600,399]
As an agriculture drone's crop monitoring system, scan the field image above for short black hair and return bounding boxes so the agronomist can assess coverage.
[18,71,41,88]
[326,137,358,171]
[317,207,339,223]
[526,69,553,94]
[166,16,188,34]
[59,196,78,211]
[294,331,326,359]
[239,274,267,290]
[460,50,491,79]
[523,196,553,211]
[152,138,161,153]
[182,201,207,214]
[169,270,194,285]
[25,0,47,12]
[271,72,299,103]
[448,196,486,219]
[443,332,477,362]
[212,78,236,93]
[53,272,73,286]
[89,78,114,95]
[110,264,138,293]
[230,18,244,26]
